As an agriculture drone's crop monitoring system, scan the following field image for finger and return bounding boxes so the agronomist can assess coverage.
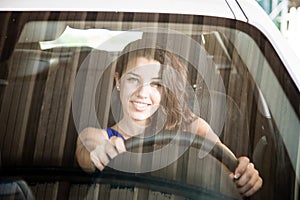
[110,137,126,153]
[235,163,254,187]
[234,157,250,179]
[90,150,105,171]
[229,172,235,180]
[105,140,119,160]
[94,145,111,167]
[242,177,263,197]
[237,164,258,192]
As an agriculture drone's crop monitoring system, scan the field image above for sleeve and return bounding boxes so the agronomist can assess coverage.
[106,128,125,141]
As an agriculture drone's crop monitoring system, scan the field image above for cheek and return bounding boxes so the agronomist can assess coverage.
[120,83,136,100]
[152,90,162,104]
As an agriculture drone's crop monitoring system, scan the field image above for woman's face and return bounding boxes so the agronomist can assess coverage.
[117,57,163,126]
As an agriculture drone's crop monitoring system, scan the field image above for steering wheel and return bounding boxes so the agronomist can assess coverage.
[124,130,238,172]
[103,130,241,199]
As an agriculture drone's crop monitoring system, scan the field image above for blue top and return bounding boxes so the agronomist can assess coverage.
[106,127,126,141]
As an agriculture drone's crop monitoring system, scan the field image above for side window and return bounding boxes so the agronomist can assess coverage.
[230,28,300,199]
[195,25,299,199]
[234,30,299,169]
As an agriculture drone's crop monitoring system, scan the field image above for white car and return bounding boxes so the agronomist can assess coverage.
[0,0,299,199]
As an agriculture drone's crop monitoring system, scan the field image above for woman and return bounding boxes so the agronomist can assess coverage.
[76,39,262,197]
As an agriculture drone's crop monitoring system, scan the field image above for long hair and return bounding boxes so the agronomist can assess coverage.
[115,39,196,130]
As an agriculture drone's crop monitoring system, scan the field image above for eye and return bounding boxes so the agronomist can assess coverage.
[126,77,139,84]
[150,81,162,88]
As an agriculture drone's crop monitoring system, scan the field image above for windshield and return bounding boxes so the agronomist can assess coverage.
[0,12,299,200]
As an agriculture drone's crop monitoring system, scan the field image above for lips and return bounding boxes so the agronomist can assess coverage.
[131,100,151,111]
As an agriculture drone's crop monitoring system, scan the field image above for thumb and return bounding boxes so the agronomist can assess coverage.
[111,137,126,153]
[229,172,235,180]
[234,157,250,179]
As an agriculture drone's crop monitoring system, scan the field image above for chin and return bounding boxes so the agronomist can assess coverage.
[131,114,151,122]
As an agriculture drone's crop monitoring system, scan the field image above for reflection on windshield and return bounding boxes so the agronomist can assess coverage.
[39,26,143,51]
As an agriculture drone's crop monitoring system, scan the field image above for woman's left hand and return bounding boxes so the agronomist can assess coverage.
[229,157,263,197]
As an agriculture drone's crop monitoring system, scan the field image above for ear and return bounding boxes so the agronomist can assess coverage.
[114,72,120,90]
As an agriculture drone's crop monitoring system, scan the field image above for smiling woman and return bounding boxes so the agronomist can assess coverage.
[75,38,263,198]
[0,1,299,199]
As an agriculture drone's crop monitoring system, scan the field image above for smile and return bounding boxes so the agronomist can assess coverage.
[131,101,151,111]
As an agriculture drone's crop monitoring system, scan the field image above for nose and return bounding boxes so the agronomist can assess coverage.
[135,82,151,99]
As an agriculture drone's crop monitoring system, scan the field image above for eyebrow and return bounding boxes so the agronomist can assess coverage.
[127,72,162,80]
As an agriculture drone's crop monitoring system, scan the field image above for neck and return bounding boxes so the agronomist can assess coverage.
[116,118,149,137]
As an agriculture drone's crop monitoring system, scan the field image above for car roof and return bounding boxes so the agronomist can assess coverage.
[0,0,246,20]
[1,0,300,91]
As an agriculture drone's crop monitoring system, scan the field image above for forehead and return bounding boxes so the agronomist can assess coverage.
[124,57,161,77]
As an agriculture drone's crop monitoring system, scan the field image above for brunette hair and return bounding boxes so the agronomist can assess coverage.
[115,39,196,130]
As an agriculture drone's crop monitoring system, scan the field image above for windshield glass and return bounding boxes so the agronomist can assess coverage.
[0,12,299,200]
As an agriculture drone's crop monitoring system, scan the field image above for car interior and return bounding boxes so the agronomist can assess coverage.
[0,12,298,200]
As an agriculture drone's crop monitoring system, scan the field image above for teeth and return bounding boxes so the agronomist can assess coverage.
[132,101,149,111]
[133,102,147,107]
[134,102,147,105]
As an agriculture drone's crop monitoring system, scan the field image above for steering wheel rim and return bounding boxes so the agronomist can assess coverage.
[105,130,242,200]
[124,131,238,172]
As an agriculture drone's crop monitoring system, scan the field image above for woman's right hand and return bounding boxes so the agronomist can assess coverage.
[90,135,126,171]
[76,127,126,172]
